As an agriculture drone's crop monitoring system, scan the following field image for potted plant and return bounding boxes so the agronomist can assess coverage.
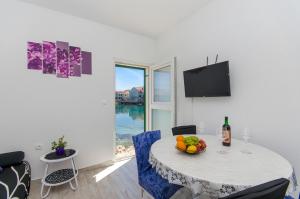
[51,136,67,156]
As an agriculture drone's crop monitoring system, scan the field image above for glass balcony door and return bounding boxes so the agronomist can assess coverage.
[114,64,146,160]
[150,58,176,137]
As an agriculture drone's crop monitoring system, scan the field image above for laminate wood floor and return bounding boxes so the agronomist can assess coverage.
[29,158,193,199]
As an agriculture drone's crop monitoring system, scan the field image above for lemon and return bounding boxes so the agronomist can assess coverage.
[186,145,197,154]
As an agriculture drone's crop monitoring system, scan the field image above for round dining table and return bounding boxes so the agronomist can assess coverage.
[149,134,297,199]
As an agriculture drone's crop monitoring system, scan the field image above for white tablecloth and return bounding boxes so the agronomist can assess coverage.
[149,135,298,199]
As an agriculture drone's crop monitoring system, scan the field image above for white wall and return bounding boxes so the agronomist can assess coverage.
[157,0,300,179]
[0,0,155,179]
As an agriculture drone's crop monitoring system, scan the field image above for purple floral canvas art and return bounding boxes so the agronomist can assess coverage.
[27,40,92,78]
[43,41,56,74]
[69,46,81,77]
[27,42,42,70]
[81,51,92,75]
[56,41,69,78]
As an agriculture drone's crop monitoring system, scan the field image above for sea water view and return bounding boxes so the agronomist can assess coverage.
[115,66,145,158]
[115,104,144,144]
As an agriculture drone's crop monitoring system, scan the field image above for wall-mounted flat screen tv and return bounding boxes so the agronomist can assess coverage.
[183,61,231,97]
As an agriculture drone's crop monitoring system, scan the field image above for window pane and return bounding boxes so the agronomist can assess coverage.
[152,109,172,137]
[154,66,171,102]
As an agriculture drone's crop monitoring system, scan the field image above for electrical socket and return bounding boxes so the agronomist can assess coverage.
[102,100,107,106]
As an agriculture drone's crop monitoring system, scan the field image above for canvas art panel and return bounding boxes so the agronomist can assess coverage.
[56,41,69,78]
[81,51,92,75]
[42,41,57,74]
[69,46,81,77]
[27,42,42,70]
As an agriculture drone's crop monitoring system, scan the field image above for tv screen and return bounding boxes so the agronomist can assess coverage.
[183,61,231,97]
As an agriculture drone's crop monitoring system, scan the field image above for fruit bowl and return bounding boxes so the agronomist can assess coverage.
[175,135,207,155]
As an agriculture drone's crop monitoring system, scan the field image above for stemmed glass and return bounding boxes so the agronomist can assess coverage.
[216,127,227,154]
[241,128,252,154]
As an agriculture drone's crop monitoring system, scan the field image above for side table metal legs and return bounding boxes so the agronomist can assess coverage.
[70,158,78,190]
[69,179,78,191]
[41,164,50,198]
[40,158,79,198]
[40,185,51,199]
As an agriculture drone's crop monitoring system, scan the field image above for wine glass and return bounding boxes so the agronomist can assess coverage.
[241,128,252,154]
[216,127,227,154]
[199,121,205,134]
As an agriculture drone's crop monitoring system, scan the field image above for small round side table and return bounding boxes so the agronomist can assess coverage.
[40,149,78,198]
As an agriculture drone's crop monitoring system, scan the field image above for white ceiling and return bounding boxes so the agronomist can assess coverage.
[20,0,210,38]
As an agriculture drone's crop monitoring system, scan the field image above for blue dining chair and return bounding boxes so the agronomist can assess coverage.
[220,178,289,199]
[132,130,182,199]
[284,194,299,199]
[285,196,295,199]
[172,125,196,136]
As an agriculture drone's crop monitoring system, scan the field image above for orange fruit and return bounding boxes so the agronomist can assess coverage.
[176,141,186,151]
[176,135,184,142]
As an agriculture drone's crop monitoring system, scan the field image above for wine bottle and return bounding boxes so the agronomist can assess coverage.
[222,116,231,146]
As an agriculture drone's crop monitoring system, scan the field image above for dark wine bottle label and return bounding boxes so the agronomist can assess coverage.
[222,116,231,146]
[222,128,231,146]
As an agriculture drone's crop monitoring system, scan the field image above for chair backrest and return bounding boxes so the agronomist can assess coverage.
[132,131,161,175]
[219,178,290,199]
[172,125,196,136]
